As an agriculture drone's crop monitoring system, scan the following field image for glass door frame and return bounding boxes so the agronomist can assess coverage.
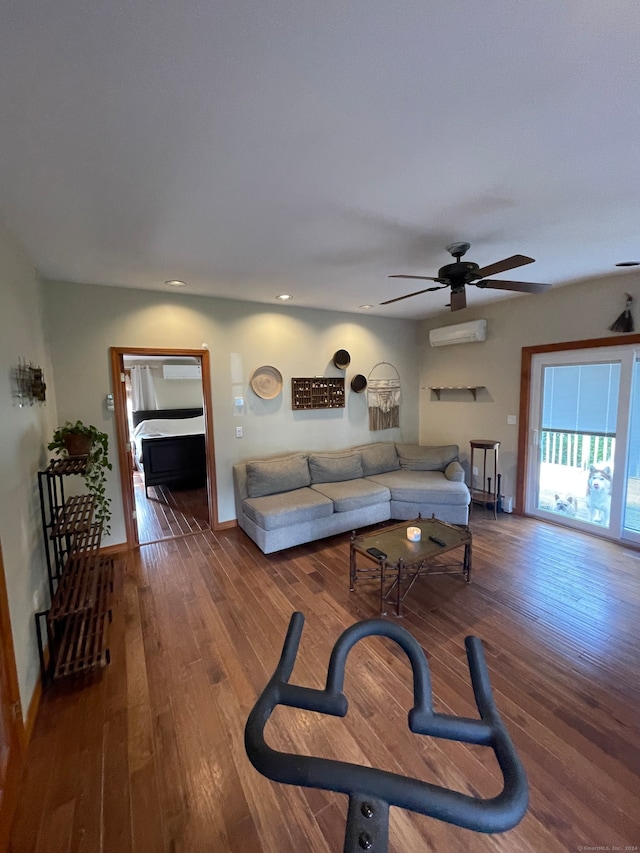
[525,345,635,541]
[517,333,640,545]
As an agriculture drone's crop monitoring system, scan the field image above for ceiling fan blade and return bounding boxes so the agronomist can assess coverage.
[388,274,441,281]
[450,288,467,311]
[476,279,550,293]
[381,285,446,305]
[474,254,535,278]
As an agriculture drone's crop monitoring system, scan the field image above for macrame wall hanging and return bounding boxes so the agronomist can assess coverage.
[367,361,401,431]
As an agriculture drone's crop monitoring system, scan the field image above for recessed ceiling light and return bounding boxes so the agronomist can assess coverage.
[165,279,187,287]
[359,304,375,309]
[276,294,293,301]
[615,261,640,267]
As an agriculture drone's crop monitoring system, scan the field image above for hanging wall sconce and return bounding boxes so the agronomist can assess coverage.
[13,358,47,406]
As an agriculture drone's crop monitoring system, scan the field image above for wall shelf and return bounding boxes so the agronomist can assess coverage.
[292,377,345,410]
[426,386,485,400]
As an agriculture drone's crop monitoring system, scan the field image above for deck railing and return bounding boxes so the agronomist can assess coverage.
[540,431,614,469]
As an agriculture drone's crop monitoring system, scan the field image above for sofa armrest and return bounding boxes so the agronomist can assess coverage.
[444,460,465,482]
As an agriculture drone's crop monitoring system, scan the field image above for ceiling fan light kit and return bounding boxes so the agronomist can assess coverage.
[384,242,551,311]
[429,319,487,347]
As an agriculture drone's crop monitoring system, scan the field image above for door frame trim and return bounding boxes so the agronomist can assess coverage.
[516,332,640,515]
[110,347,218,549]
[0,539,26,851]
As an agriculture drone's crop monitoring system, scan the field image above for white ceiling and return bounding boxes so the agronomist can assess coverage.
[1,1,639,319]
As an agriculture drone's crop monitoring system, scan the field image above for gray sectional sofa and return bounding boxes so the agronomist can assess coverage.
[232,442,470,554]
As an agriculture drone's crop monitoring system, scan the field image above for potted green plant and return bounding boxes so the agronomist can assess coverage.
[48,421,113,534]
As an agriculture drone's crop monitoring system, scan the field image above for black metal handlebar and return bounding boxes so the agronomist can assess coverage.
[245,612,528,851]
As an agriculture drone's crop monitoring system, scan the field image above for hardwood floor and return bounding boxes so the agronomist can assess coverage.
[8,511,640,852]
[134,471,210,543]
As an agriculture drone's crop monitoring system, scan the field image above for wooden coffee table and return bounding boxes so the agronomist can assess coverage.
[349,515,472,617]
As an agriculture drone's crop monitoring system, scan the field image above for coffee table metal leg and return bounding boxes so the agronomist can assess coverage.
[396,558,404,617]
[349,534,356,591]
[379,560,387,616]
[464,541,472,582]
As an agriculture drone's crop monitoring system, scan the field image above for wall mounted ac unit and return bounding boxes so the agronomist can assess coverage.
[429,319,487,348]
[162,363,202,379]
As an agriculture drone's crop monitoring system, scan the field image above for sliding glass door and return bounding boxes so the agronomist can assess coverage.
[622,358,640,538]
[526,344,640,544]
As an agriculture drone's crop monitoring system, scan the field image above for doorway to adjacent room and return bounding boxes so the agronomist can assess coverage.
[110,347,217,547]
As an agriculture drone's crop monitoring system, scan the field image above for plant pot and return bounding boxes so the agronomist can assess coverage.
[63,433,92,457]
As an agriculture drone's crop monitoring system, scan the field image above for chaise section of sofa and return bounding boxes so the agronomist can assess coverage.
[365,443,469,526]
[232,442,470,554]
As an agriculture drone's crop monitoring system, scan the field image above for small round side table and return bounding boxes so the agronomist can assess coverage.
[469,440,500,519]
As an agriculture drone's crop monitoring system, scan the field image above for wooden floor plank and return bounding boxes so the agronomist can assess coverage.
[8,509,640,852]
[134,472,209,545]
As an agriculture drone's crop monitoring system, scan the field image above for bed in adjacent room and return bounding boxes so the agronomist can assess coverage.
[132,407,206,497]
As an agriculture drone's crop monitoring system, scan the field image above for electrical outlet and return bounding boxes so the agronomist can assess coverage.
[236,426,243,438]
[472,466,478,476]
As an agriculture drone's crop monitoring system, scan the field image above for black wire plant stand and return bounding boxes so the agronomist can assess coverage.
[245,612,528,853]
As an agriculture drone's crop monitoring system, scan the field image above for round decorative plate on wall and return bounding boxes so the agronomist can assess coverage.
[250,365,283,399]
[333,349,351,369]
[351,374,367,393]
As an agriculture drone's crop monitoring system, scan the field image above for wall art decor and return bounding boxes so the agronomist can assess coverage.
[367,362,400,430]
[13,358,46,406]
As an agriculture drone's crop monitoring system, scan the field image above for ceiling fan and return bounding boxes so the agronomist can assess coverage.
[383,242,551,311]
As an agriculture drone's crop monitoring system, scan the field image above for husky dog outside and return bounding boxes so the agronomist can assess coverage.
[586,465,613,525]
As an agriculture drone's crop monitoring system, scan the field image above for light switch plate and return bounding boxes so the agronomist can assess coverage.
[507,415,517,425]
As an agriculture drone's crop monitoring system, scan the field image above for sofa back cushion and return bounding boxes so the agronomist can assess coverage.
[309,451,364,484]
[246,454,310,497]
[357,442,401,476]
[395,444,459,472]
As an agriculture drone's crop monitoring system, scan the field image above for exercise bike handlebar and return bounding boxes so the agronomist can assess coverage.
[245,611,528,835]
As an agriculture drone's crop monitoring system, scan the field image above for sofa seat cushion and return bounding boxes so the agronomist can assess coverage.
[243,487,333,530]
[311,479,391,513]
[366,470,469,505]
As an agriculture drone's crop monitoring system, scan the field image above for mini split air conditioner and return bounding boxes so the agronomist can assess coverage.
[429,319,487,348]
[162,363,202,379]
